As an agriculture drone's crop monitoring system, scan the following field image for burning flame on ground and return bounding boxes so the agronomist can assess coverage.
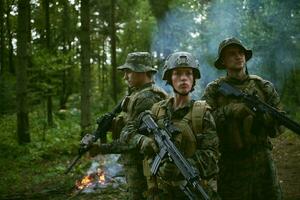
[76,168,106,190]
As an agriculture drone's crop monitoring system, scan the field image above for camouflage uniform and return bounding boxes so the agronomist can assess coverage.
[116,52,168,200]
[137,52,219,200]
[202,38,283,200]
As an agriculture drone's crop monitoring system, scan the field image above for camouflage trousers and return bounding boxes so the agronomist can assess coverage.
[123,163,147,200]
[218,148,282,200]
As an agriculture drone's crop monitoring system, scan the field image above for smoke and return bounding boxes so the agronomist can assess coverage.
[151,0,300,97]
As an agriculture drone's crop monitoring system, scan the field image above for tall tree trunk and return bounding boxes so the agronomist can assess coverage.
[16,0,30,144]
[43,0,53,127]
[59,0,69,109]
[0,0,4,75]
[110,0,117,103]
[80,0,91,136]
[6,2,14,74]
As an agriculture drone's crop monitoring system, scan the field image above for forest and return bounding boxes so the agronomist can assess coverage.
[0,0,299,199]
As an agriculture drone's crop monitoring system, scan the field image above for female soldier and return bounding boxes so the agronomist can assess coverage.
[138,52,219,199]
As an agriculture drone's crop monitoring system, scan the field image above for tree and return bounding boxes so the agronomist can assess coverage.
[16,0,30,144]
[0,0,4,75]
[80,0,91,135]
[42,0,54,127]
[110,0,117,103]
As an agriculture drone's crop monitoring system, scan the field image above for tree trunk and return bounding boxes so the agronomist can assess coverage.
[16,0,30,144]
[80,0,91,136]
[59,0,69,110]
[0,0,4,75]
[43,0,53,127]
[6,2,14,74]
[110,0,117,103]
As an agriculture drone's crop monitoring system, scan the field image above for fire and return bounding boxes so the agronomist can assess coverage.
[97,168,106,184]
[76,175,94,190]
[76,168,106,190]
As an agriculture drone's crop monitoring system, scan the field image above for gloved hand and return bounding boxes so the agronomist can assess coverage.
[96,112,114,125]
[80,134,95,148]
[224,102,255,119]
[158,161,180,180]
[263,113,275,127]
[139,136,158,155]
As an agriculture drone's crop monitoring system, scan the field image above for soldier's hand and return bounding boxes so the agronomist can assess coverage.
[96,112,114,124]
[139,136,158,155]
[224,102,255,119]
[158,161,180,180]
[263,113,275,127]
[80,134,95,148]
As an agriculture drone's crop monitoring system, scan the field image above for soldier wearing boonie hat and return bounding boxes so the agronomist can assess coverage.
[202,38,284,200]
[90,52,167,199]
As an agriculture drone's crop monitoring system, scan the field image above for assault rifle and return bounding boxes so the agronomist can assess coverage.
[218,81,300,135]
[139,111,210,200]
[64,99,123,174]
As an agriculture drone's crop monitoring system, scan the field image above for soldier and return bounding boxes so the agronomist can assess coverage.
[132,52,219,199]
[202,37,284,200]
[89,52,168,199]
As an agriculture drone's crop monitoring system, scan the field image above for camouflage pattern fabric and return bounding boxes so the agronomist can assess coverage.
[117,52,157,73]
[143,98,220,200]
[214,37,252,69]
[117,83,167,200]
[202,75,283,200]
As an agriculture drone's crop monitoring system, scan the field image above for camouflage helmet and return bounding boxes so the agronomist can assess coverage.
[117,52,157,73]
[162,51,201,82]
[214,37,252,69]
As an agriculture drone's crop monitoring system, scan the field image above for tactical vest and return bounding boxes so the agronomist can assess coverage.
[111,85,167,139]
[151,97,209,157]
[216,75,268,107]
[215,75,274,152]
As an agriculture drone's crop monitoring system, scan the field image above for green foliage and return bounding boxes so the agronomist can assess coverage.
[0,106,83,195]
[0,73,16,114]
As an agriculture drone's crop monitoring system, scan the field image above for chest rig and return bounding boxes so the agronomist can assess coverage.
[216,75,268,107]
[151,98,208,157]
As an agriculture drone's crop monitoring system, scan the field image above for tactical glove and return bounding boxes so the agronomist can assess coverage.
[140,136,158,155]
[158,161,180,180]
[80,133,95,149]
[224,102,255,119]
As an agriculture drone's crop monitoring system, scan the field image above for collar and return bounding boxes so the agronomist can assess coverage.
[163,97,194,120]
[130,82,153,93]
[225,74,250,85]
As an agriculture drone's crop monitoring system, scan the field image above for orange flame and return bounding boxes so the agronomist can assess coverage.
[97,168,106,184]
[76,175,94,190]
[76,168,106,190]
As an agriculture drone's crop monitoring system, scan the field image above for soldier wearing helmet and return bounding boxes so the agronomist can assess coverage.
[202,38,284,200]
[135,51,219,199]
[89,52,168,200]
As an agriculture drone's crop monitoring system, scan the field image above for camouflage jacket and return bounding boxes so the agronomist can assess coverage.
[202,75,284,156]
[149,98,219,180]
[117,82,168,165]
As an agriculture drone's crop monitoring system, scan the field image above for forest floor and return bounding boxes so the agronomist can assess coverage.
[272,132,300,200]
[0,131,299,200]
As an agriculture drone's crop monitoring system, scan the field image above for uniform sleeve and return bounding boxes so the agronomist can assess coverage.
[191,110,219,179]
[262,81,285,137]
[202,82,227,134]
[120,92,165,148]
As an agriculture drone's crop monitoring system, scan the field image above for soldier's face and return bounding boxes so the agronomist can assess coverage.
[171,68,194,94]
[222,46,246,70]
[123,69,146,87]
